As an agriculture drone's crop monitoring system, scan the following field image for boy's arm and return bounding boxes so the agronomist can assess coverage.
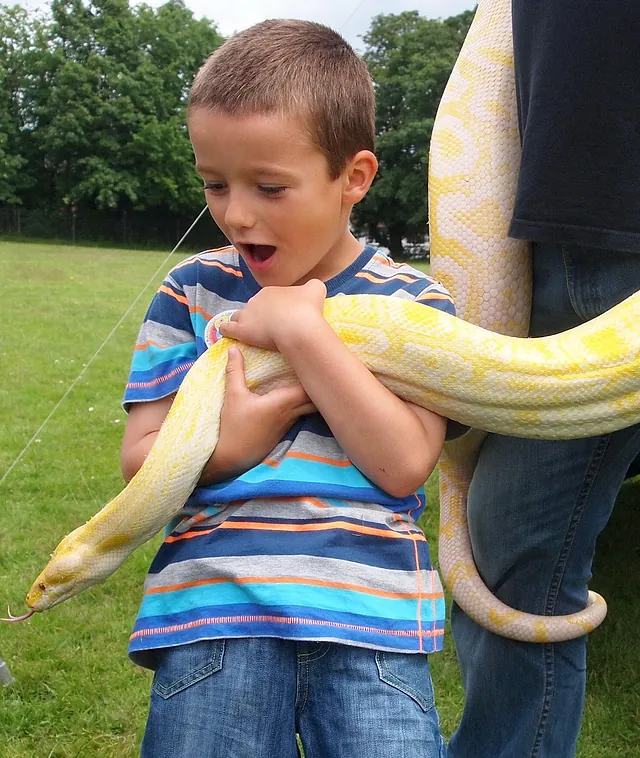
[120,350,315,485]
[277,322,446,498]
[219,281,447,498]
[120,395,175,483]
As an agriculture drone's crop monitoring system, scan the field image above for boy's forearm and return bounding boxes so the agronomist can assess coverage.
[121,432,159,483]
[274,316,444,497]
[122,430,247,486]
[197,446,259,486]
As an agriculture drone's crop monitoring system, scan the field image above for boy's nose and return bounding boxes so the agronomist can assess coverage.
[224,193,255,230]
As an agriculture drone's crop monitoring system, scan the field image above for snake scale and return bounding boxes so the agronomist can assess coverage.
[7,0,635,641]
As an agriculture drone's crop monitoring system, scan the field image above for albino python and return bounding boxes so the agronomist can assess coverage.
[5,0,636,641]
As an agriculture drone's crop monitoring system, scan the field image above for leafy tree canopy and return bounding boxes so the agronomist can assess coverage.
[1,0,223,214]
[352,9,474,256]
[0,2,474,251]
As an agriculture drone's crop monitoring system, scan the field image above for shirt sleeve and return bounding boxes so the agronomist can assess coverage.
[413,278,456,316]
[122,273,197,410]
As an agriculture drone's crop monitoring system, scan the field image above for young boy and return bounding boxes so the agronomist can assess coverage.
[122,19,455,758]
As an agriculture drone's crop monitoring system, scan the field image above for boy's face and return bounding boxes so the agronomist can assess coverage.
[189,108,362,287]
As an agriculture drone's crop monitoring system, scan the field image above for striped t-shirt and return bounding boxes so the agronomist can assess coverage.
[124,245,455,668]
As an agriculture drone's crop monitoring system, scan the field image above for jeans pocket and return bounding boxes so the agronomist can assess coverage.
[375,651,436,713]
[152,640,225,700]
[561,243,640,322]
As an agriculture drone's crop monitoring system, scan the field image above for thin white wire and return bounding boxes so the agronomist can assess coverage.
[340,0,369,32]
[0,205,209,487]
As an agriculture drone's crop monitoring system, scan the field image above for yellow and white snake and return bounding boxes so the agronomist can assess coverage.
[5,0,635,642]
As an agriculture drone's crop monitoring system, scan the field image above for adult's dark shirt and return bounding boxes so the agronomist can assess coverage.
[510,0,640,253]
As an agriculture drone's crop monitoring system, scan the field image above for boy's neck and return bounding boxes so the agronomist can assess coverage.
[298,231,365,285]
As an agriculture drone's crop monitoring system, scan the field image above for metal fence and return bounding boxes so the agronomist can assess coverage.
[0,204,227,252]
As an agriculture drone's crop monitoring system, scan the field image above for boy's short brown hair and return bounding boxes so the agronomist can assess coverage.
[188,19,375,179]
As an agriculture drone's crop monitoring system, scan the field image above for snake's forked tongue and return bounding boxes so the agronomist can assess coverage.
[0,608,35,622]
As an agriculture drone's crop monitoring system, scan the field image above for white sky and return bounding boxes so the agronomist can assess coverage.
[21,0,477,51]
[174,0,477,50]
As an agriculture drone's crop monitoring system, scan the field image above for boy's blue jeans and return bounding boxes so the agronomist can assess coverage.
[449,242,640,758]
[141,637,446,758]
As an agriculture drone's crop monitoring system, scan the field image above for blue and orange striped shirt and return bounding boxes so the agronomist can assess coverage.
[123,245,455,667]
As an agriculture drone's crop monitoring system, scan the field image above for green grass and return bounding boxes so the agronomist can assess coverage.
[0,241,638,756]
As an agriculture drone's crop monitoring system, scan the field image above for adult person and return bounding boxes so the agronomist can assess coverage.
[448,1,640,756]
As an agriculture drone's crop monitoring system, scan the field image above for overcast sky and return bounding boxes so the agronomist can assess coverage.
[174,0,476,50]
[21,0,477,51]
[171,0,477,50]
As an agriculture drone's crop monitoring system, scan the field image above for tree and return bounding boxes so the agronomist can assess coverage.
[352,10,475,256]
[0,4,37,204]
[131,0,225,212]
[21,0,222,213]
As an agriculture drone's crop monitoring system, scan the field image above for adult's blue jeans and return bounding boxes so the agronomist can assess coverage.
[140,637,446,758]
[448,242,640,758]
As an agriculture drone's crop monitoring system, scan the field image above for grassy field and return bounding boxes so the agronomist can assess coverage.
[0,240,638,757]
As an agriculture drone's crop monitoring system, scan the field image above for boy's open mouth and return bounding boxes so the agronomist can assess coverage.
[243,243,276,263]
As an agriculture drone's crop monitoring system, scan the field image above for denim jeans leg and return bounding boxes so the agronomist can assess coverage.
[141,638,299,758]
[297,643,446,758]
[448,242,640,758]
[449,427,640,758]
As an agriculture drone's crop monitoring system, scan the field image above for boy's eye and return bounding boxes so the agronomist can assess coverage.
[259,185,286,196]
[203,182,225,192]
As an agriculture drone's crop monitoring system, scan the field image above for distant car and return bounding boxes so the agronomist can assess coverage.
[402,240,430,261]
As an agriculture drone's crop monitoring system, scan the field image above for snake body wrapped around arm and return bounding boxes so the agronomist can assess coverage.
[20,286,640,634]
[8,0,632,642]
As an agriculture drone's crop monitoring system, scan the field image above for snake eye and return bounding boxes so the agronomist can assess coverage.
[38,583,46,591]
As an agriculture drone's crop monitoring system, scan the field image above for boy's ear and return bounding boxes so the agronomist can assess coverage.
[342,150,378,205]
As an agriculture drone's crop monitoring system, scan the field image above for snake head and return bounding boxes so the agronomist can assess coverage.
[26,560,79,612]
[25,521,134,612]
[25,528,94,612]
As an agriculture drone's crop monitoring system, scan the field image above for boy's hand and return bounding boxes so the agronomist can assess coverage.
[199,346,316,484]
[219,279,327,350]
